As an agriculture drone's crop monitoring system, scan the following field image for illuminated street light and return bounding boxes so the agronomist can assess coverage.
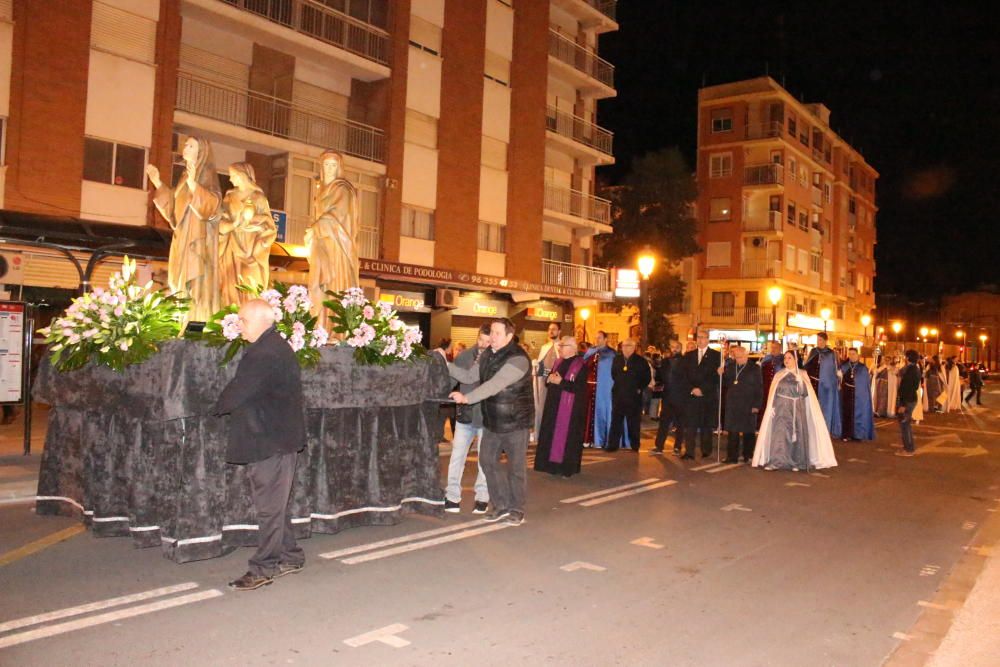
[892,321,903,350]
[919,326,929,355]
[637,251,656,347]
[767,286,783,344]
[580,307,591,343]
[861,314,872,357]
[820,307,831,334]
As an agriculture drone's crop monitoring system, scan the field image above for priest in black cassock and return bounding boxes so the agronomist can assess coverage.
[606,339,652,452]
[720,345,763,463]
[535,336,591,477]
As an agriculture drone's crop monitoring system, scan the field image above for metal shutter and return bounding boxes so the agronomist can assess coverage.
[91,1,156,64]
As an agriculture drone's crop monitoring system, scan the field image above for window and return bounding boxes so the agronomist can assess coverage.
[769,195,781,212]
[83,137,146,189]
[823,182,832,202]
[484,51,510,86]
[709,153,732,178]
[401,206,434,240]
[797,248,808,274]
[332,0,388,29]
[705,241,731,267]
[405,109,437,148]
[786,202,796,225]
[481,136,508,171]
[823,258,832,283]
[770,150,783,164]
[799,124,809,147]
[788,158,797,180]
[836,303,845,320]
[798,211,808,232]
[810,252,821,273]
[409,16,442,55]
[711,291,735,317]
[709,197,732,222]
[542,240,570,262]
[849,197,857,214]
[786,294,797,311]
[479,222,507,253]
[788,114,797,137]
[711,108,733,133]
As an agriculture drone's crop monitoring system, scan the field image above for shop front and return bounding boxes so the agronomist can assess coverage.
[372,285,433,347]
[449,294,510,348]
[511,300,573,352]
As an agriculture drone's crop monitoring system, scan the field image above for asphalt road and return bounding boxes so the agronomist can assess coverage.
[1,397,998,666]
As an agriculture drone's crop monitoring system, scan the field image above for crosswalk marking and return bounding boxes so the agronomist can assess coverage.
[706,464,742,474]
[578,480,677,507]
[339,523,511,565]
[560,479,662,504]
[319,520,487,560]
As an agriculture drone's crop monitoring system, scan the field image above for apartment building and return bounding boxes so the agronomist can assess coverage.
[0,0,617,349]
[692,76,878,350]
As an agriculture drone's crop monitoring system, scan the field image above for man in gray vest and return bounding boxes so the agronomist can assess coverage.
[445,318,534,526]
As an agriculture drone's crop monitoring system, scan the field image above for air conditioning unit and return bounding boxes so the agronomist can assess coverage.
[435,288,459,309]
[751,237,764,247]
[0,251,25,283]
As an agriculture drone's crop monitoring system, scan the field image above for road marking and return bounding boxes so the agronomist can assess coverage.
[915,433,988,458]
[721,503,752,512]
[892,632,913,641]
[578,480,677,507]
[785,482,811,488]
[0,589,223,649]
[319,520,487,560]
[918,600,959,611]
[560,561,606,572]
[630,536,664,550]
[809,472,831,478]
[560,479,662,504]
[847,458,868,463]
[339,523,510,565]
[692,463,721,471]
[963,521,977,531]
[581,457,613,466]
[0,582,201,633]
[919,564,941,577]
[706,463,742,474]
[343,623,411,648]
[963,545,994,557]
[915,424,1000,437]
[0,525,86,568]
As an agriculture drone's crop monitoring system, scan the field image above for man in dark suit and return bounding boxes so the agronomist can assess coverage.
[681,329,722,460]
[215,299,307,591]
[606,338,651,452]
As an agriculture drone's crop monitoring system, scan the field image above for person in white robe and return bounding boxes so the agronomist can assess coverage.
[942,357,964,413]
[871,355,899,418]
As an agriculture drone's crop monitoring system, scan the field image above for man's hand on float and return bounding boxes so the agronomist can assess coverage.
[691,388,703,397]
[449,391,469,404]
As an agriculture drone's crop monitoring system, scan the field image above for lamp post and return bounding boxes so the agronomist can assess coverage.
[579,307,591,344]
[861,314,872,360]
[637,251,656,349]
[820,307,831,335]
[768,285,783,346]
[892,321,903,352]
[979,333,988,366]
[956,329,965,363]
[930,328,939,356]
[919,326,929,356]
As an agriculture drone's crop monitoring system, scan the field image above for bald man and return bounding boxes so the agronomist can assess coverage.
[215,299,307,591]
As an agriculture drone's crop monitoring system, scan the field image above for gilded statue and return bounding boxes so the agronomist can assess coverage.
[146,136,221,322]
[219,162,277,306]
[306,150,360,329]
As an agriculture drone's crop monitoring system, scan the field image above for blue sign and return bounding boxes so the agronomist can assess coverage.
[272,210,287,243]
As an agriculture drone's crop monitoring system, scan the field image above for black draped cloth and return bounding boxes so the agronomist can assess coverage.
[534,355,589,477]
[33,340,451,563]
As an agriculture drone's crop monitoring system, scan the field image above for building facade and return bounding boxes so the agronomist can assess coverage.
[691,77,878,351]
[0,0,617,350]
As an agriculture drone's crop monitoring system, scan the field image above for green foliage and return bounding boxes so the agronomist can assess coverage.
[324,287,428,366]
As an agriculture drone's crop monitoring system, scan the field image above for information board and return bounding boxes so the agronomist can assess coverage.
[0,302,25,403]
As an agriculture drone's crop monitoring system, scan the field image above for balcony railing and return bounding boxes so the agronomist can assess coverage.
[582,0,616,20]
[745,121,784,140]
[546,106,614,156]
[700,306,773,327]
[740,259,782,278]
[548,30,614,88]
[176,72,386,163]
[544,183,612,225]
[742,210,783,232]
[542,258,609,292]
[219,0,390,66]
[744,163,784,186]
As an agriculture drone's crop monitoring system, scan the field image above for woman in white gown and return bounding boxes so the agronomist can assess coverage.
[942,357,964,413]
[753,351,838,471]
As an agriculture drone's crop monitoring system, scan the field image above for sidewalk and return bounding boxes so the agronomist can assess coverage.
[0,403,47,503]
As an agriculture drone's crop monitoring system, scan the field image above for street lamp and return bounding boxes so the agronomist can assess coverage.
[579,307,591,344]
[919,326,929,356]
[820,307,831,334]
[637,251,656,348]
[861,314,872,359]
[980,333,988,365]
[767,285,783,346]
[892,321,903,351]
[956,329,965,363]
[930,328,939,355]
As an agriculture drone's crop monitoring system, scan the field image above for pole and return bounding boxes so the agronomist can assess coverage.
[716,337,726,464]
[771,304,777,343]
[641,278,650,349]
[22,310,33,455]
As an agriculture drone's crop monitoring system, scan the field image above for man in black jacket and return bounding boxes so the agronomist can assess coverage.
[606,339,652,452]
[447,318,534,526]
[681,329,722,460]
[214,299,306,591]
[895,349,922,457]
[653,340,685,453]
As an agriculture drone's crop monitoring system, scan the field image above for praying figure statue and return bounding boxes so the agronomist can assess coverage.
[146,136,221,322]
[306,150,360,330]
[218,162,277,307]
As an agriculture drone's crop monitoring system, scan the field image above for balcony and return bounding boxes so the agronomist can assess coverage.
[847,248,858,263]
[550,0,618,33]
[740,259,782,278]
[544,184,612,230]
[745,121,784,140]
[545,106,614,163]
[215,0,389,67]
[742,210,783,233]
[542,259,610,292]
[809,227,822,248]
[700,306,773,327]
[548,30,615,97]
[811,186,823,207]
[743,163,784,186]
[176,72,386,163]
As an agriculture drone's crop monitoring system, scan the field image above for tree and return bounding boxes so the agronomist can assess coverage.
[596,147,699,349]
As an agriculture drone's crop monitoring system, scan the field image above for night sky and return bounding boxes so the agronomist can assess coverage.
[598,2,999,303]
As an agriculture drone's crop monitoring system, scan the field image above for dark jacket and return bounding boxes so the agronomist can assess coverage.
[721,358,763,433]
[897,363,922,406]
[453,345,485,427]
[479,338,534,433]
[682,346,722,427]
[214,326,306,464]
[666,354,688,405]
[611,353,652,406]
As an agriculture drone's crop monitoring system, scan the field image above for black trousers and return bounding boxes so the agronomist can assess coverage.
[965,386,982,405]
[607,401,642,451]
[683,427,713,456]
[245,451,304,577]
[726,431,756,462]
[654,401,685,451]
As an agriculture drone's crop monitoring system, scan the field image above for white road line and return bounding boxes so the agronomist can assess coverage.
[344,623,411,648]
[560,479,662,504]
[892,632,913,641]
[560,561,606,572]
[630,536,665,550]
[721,503,752,512]
[581,457,613,466]
[0,589,223,649]
[319,520,487,560]
[579,480,677,507]
[0,582,201,633]
[340,523,511,565]
[692,462,721,471]
[785,482,811,488]
[706,463,742,474]
[918,600,958,611]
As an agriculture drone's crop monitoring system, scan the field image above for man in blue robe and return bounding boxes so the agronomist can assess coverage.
[839,347,875,440]
[583,330,616,448]
[805,332,842,439]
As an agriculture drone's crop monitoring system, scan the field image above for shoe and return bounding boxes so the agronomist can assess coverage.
[791,467,799,472]
[672,449,681,456]
[444,499,461,513]
[764,464,778,471]
[504,511,525,526]
[473,501,488,514]
[483,508,511,523]
[228,572,273,591]
[895,450,916,457]
[681,455,694,460]
[650,449,663,455]
[274,562,304,578]
[890,442,903,449]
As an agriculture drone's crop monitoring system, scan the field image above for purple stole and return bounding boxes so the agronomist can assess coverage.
[548,356,586,464]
